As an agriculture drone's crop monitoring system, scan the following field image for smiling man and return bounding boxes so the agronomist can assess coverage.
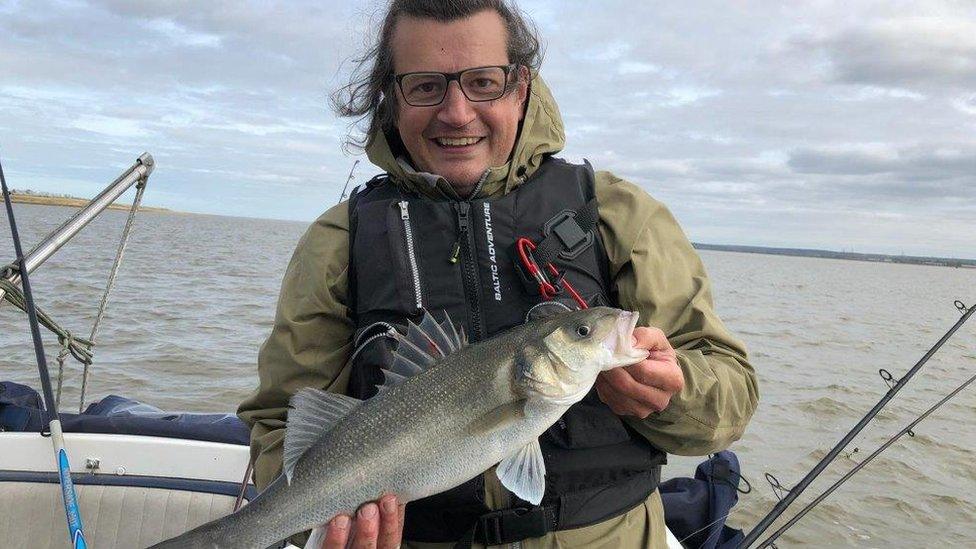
[238,1,759,548]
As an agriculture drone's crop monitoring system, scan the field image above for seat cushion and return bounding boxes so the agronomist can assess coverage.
[0,481,238,548]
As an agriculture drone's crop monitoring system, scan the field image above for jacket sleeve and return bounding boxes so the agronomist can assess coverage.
[237,202,355,490]
[595,171,760,456]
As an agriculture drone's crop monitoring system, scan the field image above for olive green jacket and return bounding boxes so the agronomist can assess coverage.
[238,75,759,546]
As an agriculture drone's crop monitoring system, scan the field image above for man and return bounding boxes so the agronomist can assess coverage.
[238,1,759,548]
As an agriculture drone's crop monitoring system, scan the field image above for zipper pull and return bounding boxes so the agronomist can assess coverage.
[398,200,409,219]
[449,241,460,263]
[456,201,470,232]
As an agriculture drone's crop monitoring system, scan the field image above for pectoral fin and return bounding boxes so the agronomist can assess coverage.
[467,400,525,437]
[496,439,547,505]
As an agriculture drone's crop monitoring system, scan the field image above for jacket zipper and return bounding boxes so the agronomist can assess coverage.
[398,201,423,311]
[454,201,485,341]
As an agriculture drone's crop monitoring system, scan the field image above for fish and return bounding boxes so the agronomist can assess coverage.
[149,306,648,548]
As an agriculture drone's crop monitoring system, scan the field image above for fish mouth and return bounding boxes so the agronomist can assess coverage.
[601,310,649,370]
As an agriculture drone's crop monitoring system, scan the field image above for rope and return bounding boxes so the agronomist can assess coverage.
[79,180,146,412]
[1,177,147,412]
[0,275,94,366]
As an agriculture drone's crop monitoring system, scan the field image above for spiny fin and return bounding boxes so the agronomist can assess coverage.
[284,389,361,484]
[405,316,444,357]
[420,311,456,354]
[381,368,407,387]
[383,310,466,393]
[439,311,464,351]
[392,336,435,373]
[496,438,547,505]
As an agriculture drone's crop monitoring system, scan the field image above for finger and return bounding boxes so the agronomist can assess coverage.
[322,515,351,549]
[624,360,684,393]
[600,368,673,415]
[377,495,402,549]
[351,503,380,549]
[596,375,636,416]
[632,326,670,351]
[596,374,654,417]
[597,376,656,417]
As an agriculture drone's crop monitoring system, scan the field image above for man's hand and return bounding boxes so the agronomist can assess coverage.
[322,494,405,549]
[595,326,684,418]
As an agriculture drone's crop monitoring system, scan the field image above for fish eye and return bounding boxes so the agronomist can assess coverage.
[576,324,591,338]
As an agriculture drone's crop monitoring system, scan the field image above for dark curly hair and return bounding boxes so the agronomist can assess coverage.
[331,0,543,151]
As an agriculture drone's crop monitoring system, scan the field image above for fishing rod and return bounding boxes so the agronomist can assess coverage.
[0,153,89,549]
[337,159,360,204]
[739,299,975,547]
[757,368,976,547]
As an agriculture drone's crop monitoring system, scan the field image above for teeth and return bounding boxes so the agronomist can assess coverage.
[436,137,481,146]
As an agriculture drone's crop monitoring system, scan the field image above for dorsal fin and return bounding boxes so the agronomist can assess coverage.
[392,336,435,372]
[378,310,466,392]
[381,368,407,387]
[439,311,464,351]
[284,389,361,484]
[405,317,444,357]
[420,312,456,354]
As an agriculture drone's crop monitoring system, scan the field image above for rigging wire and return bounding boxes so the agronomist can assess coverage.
[756,369,976,547]
[78,178,147,411]
[738,299,975,548]
[1,152,89,548]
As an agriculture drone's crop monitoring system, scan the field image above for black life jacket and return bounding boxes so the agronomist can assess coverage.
[347,157,666,544]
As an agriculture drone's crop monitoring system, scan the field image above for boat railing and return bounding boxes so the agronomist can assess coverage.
[1,152,155,410]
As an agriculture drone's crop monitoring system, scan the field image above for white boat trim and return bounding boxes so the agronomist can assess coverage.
[0,431,250,484]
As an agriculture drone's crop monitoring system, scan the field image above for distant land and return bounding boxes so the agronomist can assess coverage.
[8,190,170,213]
[693,243,976,269]
[8,189,972,268]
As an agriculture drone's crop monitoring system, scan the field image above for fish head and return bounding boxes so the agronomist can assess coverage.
[516,307,648,406]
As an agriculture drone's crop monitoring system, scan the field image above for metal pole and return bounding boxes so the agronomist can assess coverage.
[1,151,89,548]
[1,153,154,302]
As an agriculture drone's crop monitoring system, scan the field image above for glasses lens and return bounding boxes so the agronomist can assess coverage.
[400,73,447,106]
[460,67,507,101]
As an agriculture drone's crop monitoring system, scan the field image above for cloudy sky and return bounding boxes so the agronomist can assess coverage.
[1,0,974,258]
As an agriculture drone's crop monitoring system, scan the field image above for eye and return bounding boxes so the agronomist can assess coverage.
[576,325,591,338]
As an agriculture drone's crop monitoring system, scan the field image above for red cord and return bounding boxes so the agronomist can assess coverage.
[516,237,588,309]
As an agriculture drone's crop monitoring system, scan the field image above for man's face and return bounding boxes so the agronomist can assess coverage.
[391,10,529,195]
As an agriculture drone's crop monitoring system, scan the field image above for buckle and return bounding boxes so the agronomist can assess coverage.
[476,506,549,545]
[543,210,593,261]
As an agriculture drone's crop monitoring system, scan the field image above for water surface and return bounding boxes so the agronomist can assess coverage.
[2,203,974,547]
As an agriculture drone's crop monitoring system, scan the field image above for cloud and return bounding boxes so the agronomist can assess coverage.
[803,16,976,89]
[0,0,973,258]
[788,144,976,184]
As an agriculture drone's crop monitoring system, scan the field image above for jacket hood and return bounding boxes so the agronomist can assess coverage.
[364,73,565,200]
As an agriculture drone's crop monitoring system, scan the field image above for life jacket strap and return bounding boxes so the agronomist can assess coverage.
[453,504,559,548]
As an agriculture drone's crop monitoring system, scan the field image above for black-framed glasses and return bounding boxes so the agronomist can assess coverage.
[395,64,517,107]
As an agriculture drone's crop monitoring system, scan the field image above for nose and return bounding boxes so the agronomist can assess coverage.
[436,81,477,127]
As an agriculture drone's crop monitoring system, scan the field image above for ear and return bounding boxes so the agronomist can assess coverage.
[516,65,530,120]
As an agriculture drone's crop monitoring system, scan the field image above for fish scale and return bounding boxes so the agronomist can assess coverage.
[150,307,645,548]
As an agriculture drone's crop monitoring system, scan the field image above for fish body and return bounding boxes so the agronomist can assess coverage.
[151,307,646,548]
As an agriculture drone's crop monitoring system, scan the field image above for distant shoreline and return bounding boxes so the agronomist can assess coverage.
[9,193,971,268]
[694,243,976,269]
[9,193,171,213]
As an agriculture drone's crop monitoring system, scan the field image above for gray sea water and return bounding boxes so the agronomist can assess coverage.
[2,203,974,547]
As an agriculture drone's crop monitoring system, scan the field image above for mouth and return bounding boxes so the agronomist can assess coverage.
[431,136,486,151]
[601,310,649,370]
